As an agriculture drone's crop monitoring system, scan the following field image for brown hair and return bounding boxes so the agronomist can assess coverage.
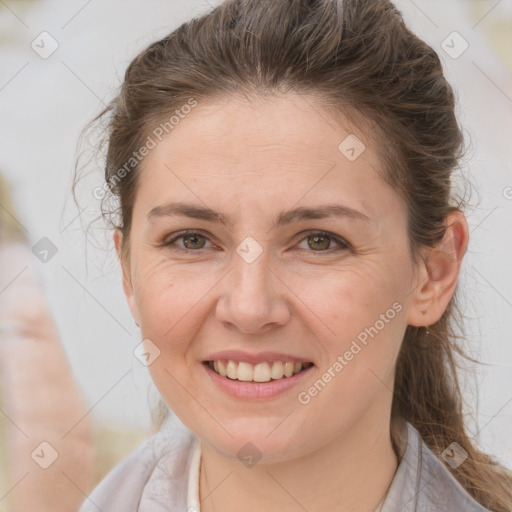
[74,0,512,509]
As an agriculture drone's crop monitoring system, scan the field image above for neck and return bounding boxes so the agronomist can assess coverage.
[199,406,399,512]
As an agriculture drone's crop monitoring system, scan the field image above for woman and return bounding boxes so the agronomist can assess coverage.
[76,0,512,510]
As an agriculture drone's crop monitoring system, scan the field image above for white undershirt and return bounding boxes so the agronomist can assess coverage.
[187,438,201,512]
[187,439,385,512]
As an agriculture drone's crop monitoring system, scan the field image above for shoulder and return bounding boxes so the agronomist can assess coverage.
[78,415,196,512]
[405,423,491,512]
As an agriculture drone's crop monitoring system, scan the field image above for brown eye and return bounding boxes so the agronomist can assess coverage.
[163,231,213,251]
[296,231,350,253]
[180,233,207,249]
[307,234,331,251]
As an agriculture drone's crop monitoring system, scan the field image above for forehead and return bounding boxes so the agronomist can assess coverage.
[159,93,372,164]
[134,93,398,221]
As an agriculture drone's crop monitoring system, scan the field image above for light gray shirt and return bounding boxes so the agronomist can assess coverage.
[79,414,490,511]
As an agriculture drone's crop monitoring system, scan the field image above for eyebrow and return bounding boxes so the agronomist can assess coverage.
[147,202,370,228]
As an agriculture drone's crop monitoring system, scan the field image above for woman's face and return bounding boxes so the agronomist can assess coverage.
[117,93,422,462]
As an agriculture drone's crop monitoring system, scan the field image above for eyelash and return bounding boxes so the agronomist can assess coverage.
[162,229,351,254]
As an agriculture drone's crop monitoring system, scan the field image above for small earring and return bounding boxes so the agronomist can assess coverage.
[421,310,429,335]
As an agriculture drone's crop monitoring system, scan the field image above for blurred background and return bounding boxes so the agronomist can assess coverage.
[0,0,511,510]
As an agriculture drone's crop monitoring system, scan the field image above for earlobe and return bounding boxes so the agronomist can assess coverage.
[407,211,469,327]
[113,229,131,294]
[113,229,141,326]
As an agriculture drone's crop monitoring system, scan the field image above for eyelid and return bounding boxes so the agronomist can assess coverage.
[163,229,351,253]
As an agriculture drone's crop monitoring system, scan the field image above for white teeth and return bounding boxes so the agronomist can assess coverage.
[283,362,294,378]
[271,361,284,379]
[237,362,254,382]
[217,360,227,377]
[209,360,310,382]
[253,362,271,382]
[226,360,238,379]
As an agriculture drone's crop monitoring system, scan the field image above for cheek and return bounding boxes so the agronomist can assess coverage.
[132,256,216,354]
[131,259,211,414]
[293,262,409,429]
[301,254,408,323]
[297,254,411,375]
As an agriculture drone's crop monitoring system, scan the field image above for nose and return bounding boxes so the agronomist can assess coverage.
[215,253,290,334]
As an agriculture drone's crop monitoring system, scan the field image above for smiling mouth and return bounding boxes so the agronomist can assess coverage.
[203,360,314,383]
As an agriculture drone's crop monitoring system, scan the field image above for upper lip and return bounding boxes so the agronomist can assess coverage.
[203,350,314,365]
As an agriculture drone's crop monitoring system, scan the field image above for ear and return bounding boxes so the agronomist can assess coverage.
[113,228,141,326]
[407,210,469,327]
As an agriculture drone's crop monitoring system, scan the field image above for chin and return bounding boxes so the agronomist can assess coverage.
[197,420,307,465]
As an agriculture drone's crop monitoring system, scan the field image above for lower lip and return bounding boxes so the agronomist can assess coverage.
[202,362,314,400]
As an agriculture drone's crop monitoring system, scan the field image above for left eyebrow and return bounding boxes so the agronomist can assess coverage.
[272,204,370,229]
[146,201,371,228]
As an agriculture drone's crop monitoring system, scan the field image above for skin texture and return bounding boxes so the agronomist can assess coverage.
[114,93,469,512]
